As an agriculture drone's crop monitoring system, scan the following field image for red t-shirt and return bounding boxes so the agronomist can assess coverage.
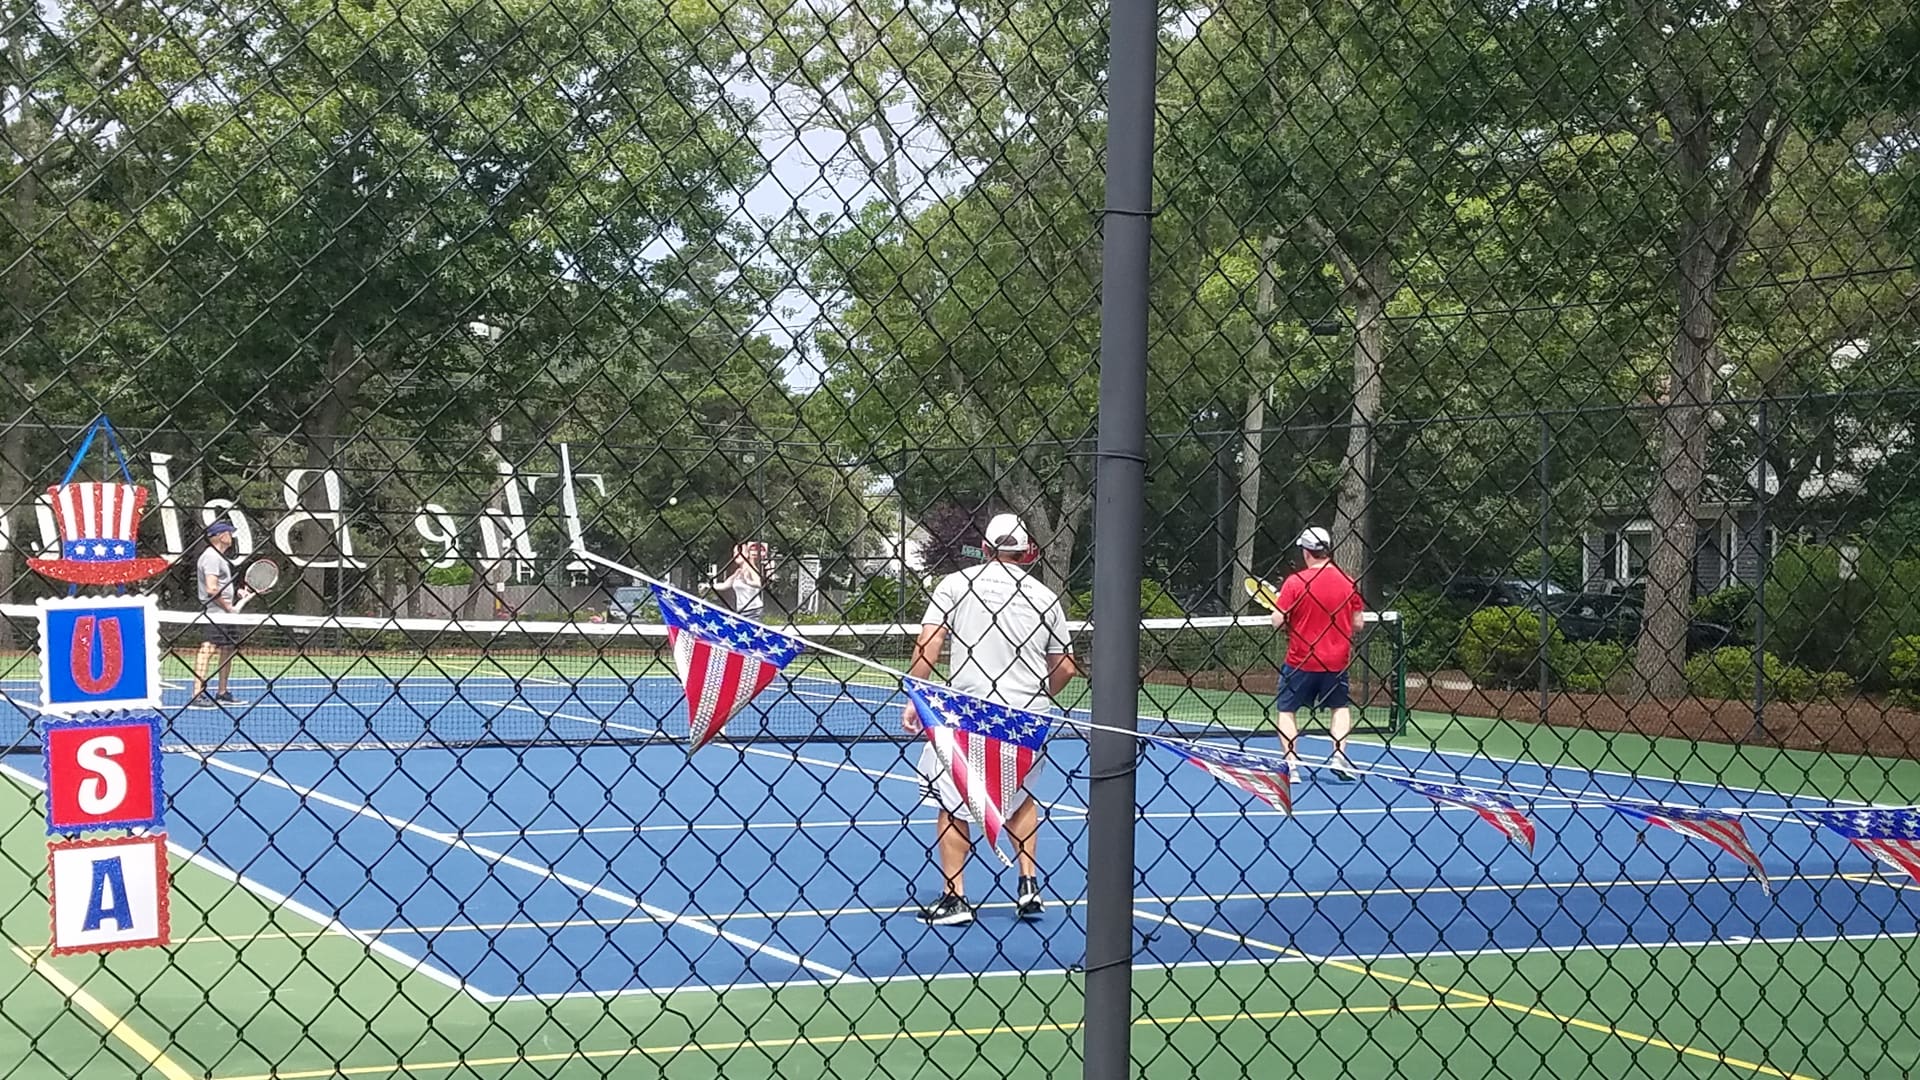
[1276,565,1363,672]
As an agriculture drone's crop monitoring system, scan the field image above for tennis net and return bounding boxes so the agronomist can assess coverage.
[0,605,1404,751]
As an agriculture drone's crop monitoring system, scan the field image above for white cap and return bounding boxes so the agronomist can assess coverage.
[1294,526,1332,552]
[984,512,1032,552]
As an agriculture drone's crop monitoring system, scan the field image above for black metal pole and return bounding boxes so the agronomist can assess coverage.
[1750,398,1771,742]
[1538,415,1552,723]
[1081,0,1156,1069]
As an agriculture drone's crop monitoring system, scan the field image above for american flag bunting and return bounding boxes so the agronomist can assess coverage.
[1144,736,1293,815]
[1394,780,1536,849]
[1606,802,1770,893]
[1810,808,1920,886]
[652,584,804,751]
[902,677,1052,863]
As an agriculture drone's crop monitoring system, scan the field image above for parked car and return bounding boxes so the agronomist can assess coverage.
[1440,576,1571,610]
[1546,592,1738,654]
[608,585,657,621]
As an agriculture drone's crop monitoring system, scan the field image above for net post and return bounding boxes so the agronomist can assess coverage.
[1082,0,1156,1070]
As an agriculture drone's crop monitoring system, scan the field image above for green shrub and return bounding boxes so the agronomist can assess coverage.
[1551,639,1628,694]
[1692,584,1755,627]
[1761,545,1879,680]
[1069,579,1184,620]
[840,574,932,622]
[1684,646,1853,704]
[1888,635,1920,707]
[1459,606,1561,689]
[426,562,475,586]
[1394,588,1464,672]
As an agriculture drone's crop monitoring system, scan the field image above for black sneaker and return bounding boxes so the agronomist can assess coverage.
[917,894,973,926]
[1016,876,1044,919]
[214,692,248,707]
[184,694,217,710]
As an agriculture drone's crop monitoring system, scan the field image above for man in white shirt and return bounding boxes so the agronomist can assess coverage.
[901,512,1075,926]
[186,521,246,709]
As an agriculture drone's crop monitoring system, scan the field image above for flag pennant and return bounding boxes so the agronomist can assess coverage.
[1394,780,1536,850]
[1810,809,1920,886]
[902,677,1052,864]
[1607,802,1770,893]
[652,584,804,751]
[1145,736,1292,815]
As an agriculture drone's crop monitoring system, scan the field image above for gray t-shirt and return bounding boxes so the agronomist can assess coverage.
[197,547,234,611]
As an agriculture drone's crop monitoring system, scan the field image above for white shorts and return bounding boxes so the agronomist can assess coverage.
[915,741,1045,823]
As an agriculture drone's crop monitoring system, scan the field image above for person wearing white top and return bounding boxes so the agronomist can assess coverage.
[710,542,766,619]
[901,512,1075,926]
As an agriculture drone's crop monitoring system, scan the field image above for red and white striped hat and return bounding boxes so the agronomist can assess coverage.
[27,482,174,585]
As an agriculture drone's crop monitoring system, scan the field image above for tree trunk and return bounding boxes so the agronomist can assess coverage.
[1000,454,1087,594]
[1230,235,1280,610]
[1230,383,1264,608]
[1333,258,1390,594]
[293,326,365,616]
[1633,237,1718,699]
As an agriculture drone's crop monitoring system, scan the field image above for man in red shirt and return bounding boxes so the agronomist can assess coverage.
[1271,527,1365,781]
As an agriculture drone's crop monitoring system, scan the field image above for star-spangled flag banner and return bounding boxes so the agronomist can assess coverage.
[652,584,805,751]
[902,677,1052,863]
[1143,736,1292,815]
[1606,802,1771,893]
[1393,780,1536,849]
[1809,808,1920,886]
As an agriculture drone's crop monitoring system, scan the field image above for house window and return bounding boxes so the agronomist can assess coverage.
[1620,522,1653,582]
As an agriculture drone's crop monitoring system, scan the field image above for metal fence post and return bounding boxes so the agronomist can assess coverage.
[1082,0,1157,1069]
[1538,413,1553,722]
[1750,397,1771,742]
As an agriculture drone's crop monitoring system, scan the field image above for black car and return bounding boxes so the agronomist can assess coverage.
[1441,576,1572,609]
[1547,592,1737,653]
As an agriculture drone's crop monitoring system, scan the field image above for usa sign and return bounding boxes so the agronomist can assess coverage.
[47,834,170,955]
[43,715,164,834]
[36,596,163,715]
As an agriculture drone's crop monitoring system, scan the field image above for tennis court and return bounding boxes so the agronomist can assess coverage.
[5,640,1918,1079]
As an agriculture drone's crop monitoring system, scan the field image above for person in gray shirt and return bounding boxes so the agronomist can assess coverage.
[186,521,246,708]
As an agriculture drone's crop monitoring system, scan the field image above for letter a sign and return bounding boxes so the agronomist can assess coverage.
[37,596,163,715]
[44,716,164,833]
[47,835,169,955]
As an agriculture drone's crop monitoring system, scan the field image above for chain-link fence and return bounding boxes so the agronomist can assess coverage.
[3,0,1919,1076]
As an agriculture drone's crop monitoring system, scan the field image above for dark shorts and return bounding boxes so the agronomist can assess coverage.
[203,618,242,649]
[1276,665,1349,713]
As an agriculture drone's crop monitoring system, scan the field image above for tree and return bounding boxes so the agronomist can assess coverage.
[106,0,767,610]
[1162,0,1528,596]
[1510,3,1873,696]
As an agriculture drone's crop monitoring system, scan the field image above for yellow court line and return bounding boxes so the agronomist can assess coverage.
[9,946,196,1080]
[212,1000,1488,1080]
[1137,912,1820,1080]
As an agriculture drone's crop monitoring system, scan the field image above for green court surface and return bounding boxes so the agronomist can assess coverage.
[3,704,1916,1080]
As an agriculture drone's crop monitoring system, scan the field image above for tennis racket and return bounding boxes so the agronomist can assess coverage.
[1243,575,1281,611]
[234,559,280,610]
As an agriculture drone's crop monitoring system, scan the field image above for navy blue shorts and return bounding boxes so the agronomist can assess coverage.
[1276,665,1349,713]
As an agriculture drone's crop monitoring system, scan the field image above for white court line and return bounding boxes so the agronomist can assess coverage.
[481,698,1090,815]
[369,866,1832,930]
[487,911,1920,1004]
[457,799,1579,839]
[182,750,848,989]
[0,761,475,999]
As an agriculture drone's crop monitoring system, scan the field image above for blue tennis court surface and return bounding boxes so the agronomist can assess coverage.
[6,672,1914,1003]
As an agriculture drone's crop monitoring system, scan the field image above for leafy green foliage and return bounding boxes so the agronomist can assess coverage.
[1550,640,1628,695]
[1459,607,1561,689]
[1684,648,1854,705]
